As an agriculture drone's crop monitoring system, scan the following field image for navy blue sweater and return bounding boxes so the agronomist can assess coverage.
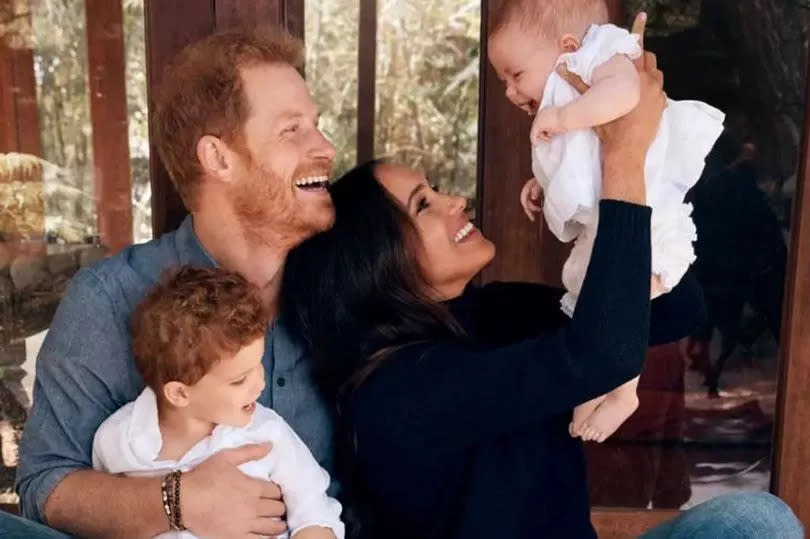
[343,201,705,538]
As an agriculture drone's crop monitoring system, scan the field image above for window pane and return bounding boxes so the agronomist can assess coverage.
[0,0,147,504]
[375,1,481,208]
[305,0,360,178]
[586,0,807,510]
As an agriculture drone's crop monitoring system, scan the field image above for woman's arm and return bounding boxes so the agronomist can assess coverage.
[480,269,705,347]
[354,200,651,453]
[352,20,668,453]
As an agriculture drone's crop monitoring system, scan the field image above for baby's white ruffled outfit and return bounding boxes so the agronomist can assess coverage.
[531,23,725,315]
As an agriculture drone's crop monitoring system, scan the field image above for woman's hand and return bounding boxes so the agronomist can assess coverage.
[557,12,667,204]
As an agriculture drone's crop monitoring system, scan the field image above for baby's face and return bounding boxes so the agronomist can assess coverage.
[488,24,560,115]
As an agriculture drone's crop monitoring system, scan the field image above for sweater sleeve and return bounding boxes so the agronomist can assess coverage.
[476,269,705,347]
[351,200,651,453]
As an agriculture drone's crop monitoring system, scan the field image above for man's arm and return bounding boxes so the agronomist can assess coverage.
[17,269,287,538]
[16,269,172,537]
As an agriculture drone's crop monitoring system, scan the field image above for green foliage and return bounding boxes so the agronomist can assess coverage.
[306,0,481,200]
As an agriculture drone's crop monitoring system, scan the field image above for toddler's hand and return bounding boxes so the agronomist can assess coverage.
[520,178,543,222]
[531,106,566,145]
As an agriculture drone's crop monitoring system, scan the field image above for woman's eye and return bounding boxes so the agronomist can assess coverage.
[416,198,430,213]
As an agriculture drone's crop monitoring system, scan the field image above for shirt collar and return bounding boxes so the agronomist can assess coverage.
[175,215,219,269]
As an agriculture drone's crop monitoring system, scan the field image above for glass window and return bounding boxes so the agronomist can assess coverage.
[305,0,360,178]
[375,1,481,207]
[0,0,148,504]
[305,0,481,210]
[586,0,808,510]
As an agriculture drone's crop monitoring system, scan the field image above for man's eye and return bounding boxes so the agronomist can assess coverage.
[282,125,299,135]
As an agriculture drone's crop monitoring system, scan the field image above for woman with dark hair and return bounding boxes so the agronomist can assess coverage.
[282,42,802,539]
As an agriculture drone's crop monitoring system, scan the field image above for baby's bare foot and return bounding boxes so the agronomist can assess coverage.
[579,392,639,443]
[570,395,605,438]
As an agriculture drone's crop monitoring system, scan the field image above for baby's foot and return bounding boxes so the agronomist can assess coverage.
[570,395,605,438]
[579,393,639,443]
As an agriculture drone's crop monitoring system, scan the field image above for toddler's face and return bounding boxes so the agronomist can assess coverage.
[185,336,267,428]
[488,24,560,115]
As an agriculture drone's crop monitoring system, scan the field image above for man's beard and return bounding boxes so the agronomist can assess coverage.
[232,161,332,249]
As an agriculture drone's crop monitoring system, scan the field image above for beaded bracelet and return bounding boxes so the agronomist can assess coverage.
[161,470,187,531]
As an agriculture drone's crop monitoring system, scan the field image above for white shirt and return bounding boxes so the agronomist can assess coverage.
[92,387,345,539]
[531,23,725,314]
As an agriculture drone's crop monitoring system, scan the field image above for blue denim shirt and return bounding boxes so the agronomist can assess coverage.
[15,216,335,524]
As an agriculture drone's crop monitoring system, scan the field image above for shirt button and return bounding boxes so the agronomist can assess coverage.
[277,377,286,387]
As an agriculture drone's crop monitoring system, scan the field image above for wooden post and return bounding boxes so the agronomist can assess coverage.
[476,0,569,286]
[356,0,376,164]
[0,0,44,242]
[144,0,216,236]
[85,0,134,254]
[772,46,810,530]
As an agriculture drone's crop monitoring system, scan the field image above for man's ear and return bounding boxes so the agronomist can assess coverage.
[196,135,235,183]
[559,33,581,53]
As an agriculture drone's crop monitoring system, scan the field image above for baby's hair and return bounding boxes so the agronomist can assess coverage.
[489,0,609,41]
[131,266,268,392]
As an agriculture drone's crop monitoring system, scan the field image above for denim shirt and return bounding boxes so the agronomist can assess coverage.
[15,216,335,524]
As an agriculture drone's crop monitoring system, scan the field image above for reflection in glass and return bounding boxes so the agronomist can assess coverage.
[586,0,807,509]
[0,0,148,504]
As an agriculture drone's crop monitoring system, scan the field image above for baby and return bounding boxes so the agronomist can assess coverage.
[92,267,344,539]
[488,0,724,442]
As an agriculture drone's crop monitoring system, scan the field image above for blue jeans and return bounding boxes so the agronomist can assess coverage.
[0,492,802,538]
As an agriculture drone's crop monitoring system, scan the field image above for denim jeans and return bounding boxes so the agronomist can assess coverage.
[641,492,804,539]
[0,491,803,538]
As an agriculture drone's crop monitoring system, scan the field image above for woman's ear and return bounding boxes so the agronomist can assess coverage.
[559,34,581,53]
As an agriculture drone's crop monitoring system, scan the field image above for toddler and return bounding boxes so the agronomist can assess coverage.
[92,266,344,539]
[488,0,724,442]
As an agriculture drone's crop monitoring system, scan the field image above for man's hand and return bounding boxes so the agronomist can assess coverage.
[530,106,566,145]
[520,178,543,222]
[182,443,288,538]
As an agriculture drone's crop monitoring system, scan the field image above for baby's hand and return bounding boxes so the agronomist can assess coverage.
[520,178,543,222]
[531,106,566,145]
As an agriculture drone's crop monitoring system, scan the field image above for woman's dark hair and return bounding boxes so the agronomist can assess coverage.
[283,160,463,401]
[283,160,465,538]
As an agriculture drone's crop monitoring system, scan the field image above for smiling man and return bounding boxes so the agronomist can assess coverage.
[12,29,337,539]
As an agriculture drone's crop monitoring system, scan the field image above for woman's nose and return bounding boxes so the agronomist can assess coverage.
[448,194,466,214]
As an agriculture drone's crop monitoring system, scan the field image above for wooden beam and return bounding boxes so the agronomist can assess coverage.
[144,0,216,236]
[606,0,624,27]
[85,0,133,254]
[0,1,41,156]
[356,0,376,164]
[8,46,40,155]
[214,0,282,31]
[282,0,304,42]
[772,42,810,530]
[0,43,18,152]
